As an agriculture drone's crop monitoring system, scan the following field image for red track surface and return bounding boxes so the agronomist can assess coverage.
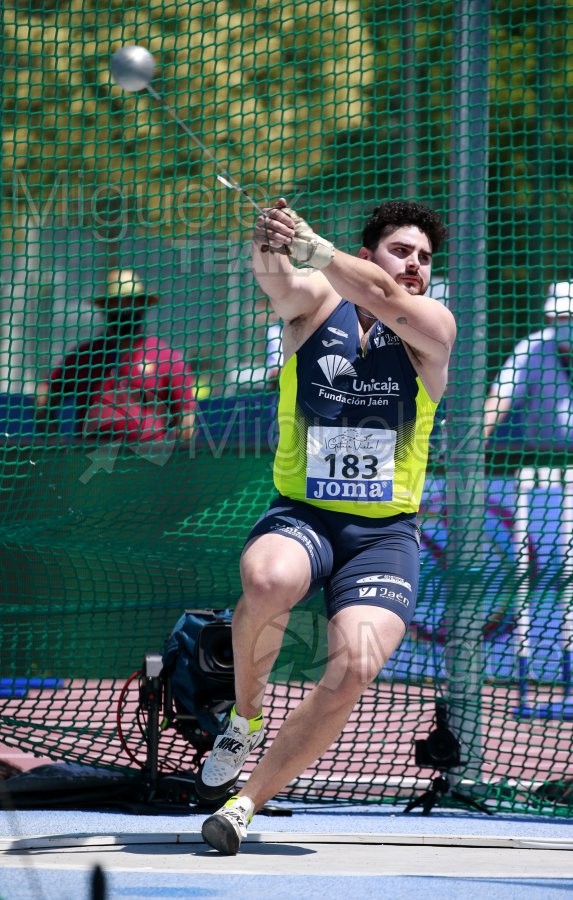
[2,679,572,801]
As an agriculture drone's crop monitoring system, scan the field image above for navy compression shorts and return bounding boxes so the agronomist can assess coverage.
[245,496,421,627]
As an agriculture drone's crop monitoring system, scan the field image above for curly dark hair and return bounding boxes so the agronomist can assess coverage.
[361,200,447,254]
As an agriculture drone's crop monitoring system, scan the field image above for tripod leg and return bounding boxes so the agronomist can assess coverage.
[404,789,439,815]
[422,793,438,815]
[404,794,425,813]
[141,654,164,799]
[451,790,492,815]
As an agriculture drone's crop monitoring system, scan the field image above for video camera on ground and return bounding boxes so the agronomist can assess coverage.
[160,608,235,747]
[414,698,462,770]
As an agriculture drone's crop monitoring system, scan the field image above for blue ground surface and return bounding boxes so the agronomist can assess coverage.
[1,804,572,900]
[6,871,572,900]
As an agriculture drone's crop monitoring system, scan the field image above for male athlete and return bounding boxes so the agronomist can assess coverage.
[198,198,456,853]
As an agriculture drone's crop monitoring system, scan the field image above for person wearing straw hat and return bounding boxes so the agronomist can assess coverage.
[484,281,573,448]
[35,269,196,443]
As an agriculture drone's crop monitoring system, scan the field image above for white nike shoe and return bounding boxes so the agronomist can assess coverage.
[195,708,264,802]
[201,795,255,855]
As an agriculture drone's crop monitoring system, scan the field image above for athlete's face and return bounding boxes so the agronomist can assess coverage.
[363,225,433,296]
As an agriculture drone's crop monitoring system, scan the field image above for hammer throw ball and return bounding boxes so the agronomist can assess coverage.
[111,45,155,93]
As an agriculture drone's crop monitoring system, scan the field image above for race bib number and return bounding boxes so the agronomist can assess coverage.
[306,426,396,502]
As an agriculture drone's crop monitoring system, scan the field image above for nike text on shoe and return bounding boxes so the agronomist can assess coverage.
[195,707,264,802]
[201,795,255,855]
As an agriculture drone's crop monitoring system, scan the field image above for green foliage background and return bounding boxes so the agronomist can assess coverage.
[3,1,373,242]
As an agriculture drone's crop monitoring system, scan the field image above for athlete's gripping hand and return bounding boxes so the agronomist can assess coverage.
[254,200,294,253]
[286,208,335,270]
[255,199,335,269]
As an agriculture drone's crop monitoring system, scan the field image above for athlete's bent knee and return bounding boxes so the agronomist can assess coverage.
[321,646,387,699]
[240,554,309,605]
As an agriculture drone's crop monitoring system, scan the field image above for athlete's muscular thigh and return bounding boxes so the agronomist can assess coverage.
[240,533,312,609]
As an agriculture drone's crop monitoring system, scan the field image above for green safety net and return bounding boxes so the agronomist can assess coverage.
[1,0,572,816]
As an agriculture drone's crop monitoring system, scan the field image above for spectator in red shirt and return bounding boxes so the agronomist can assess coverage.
[35,269,196,443]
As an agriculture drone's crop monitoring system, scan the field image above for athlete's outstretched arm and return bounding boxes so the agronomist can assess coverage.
[322,247,456,366]
[251,201,339,323]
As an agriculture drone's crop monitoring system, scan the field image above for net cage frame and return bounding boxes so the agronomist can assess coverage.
[1,0,573,816]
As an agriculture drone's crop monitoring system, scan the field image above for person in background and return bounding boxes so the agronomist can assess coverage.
[227,305,284,394]
[484,281,573,448]
[35,269,196,443]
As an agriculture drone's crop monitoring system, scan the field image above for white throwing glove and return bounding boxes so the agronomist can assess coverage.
[285,208,335,269]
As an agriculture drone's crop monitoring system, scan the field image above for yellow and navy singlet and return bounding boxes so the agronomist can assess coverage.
[274,300,437,518]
